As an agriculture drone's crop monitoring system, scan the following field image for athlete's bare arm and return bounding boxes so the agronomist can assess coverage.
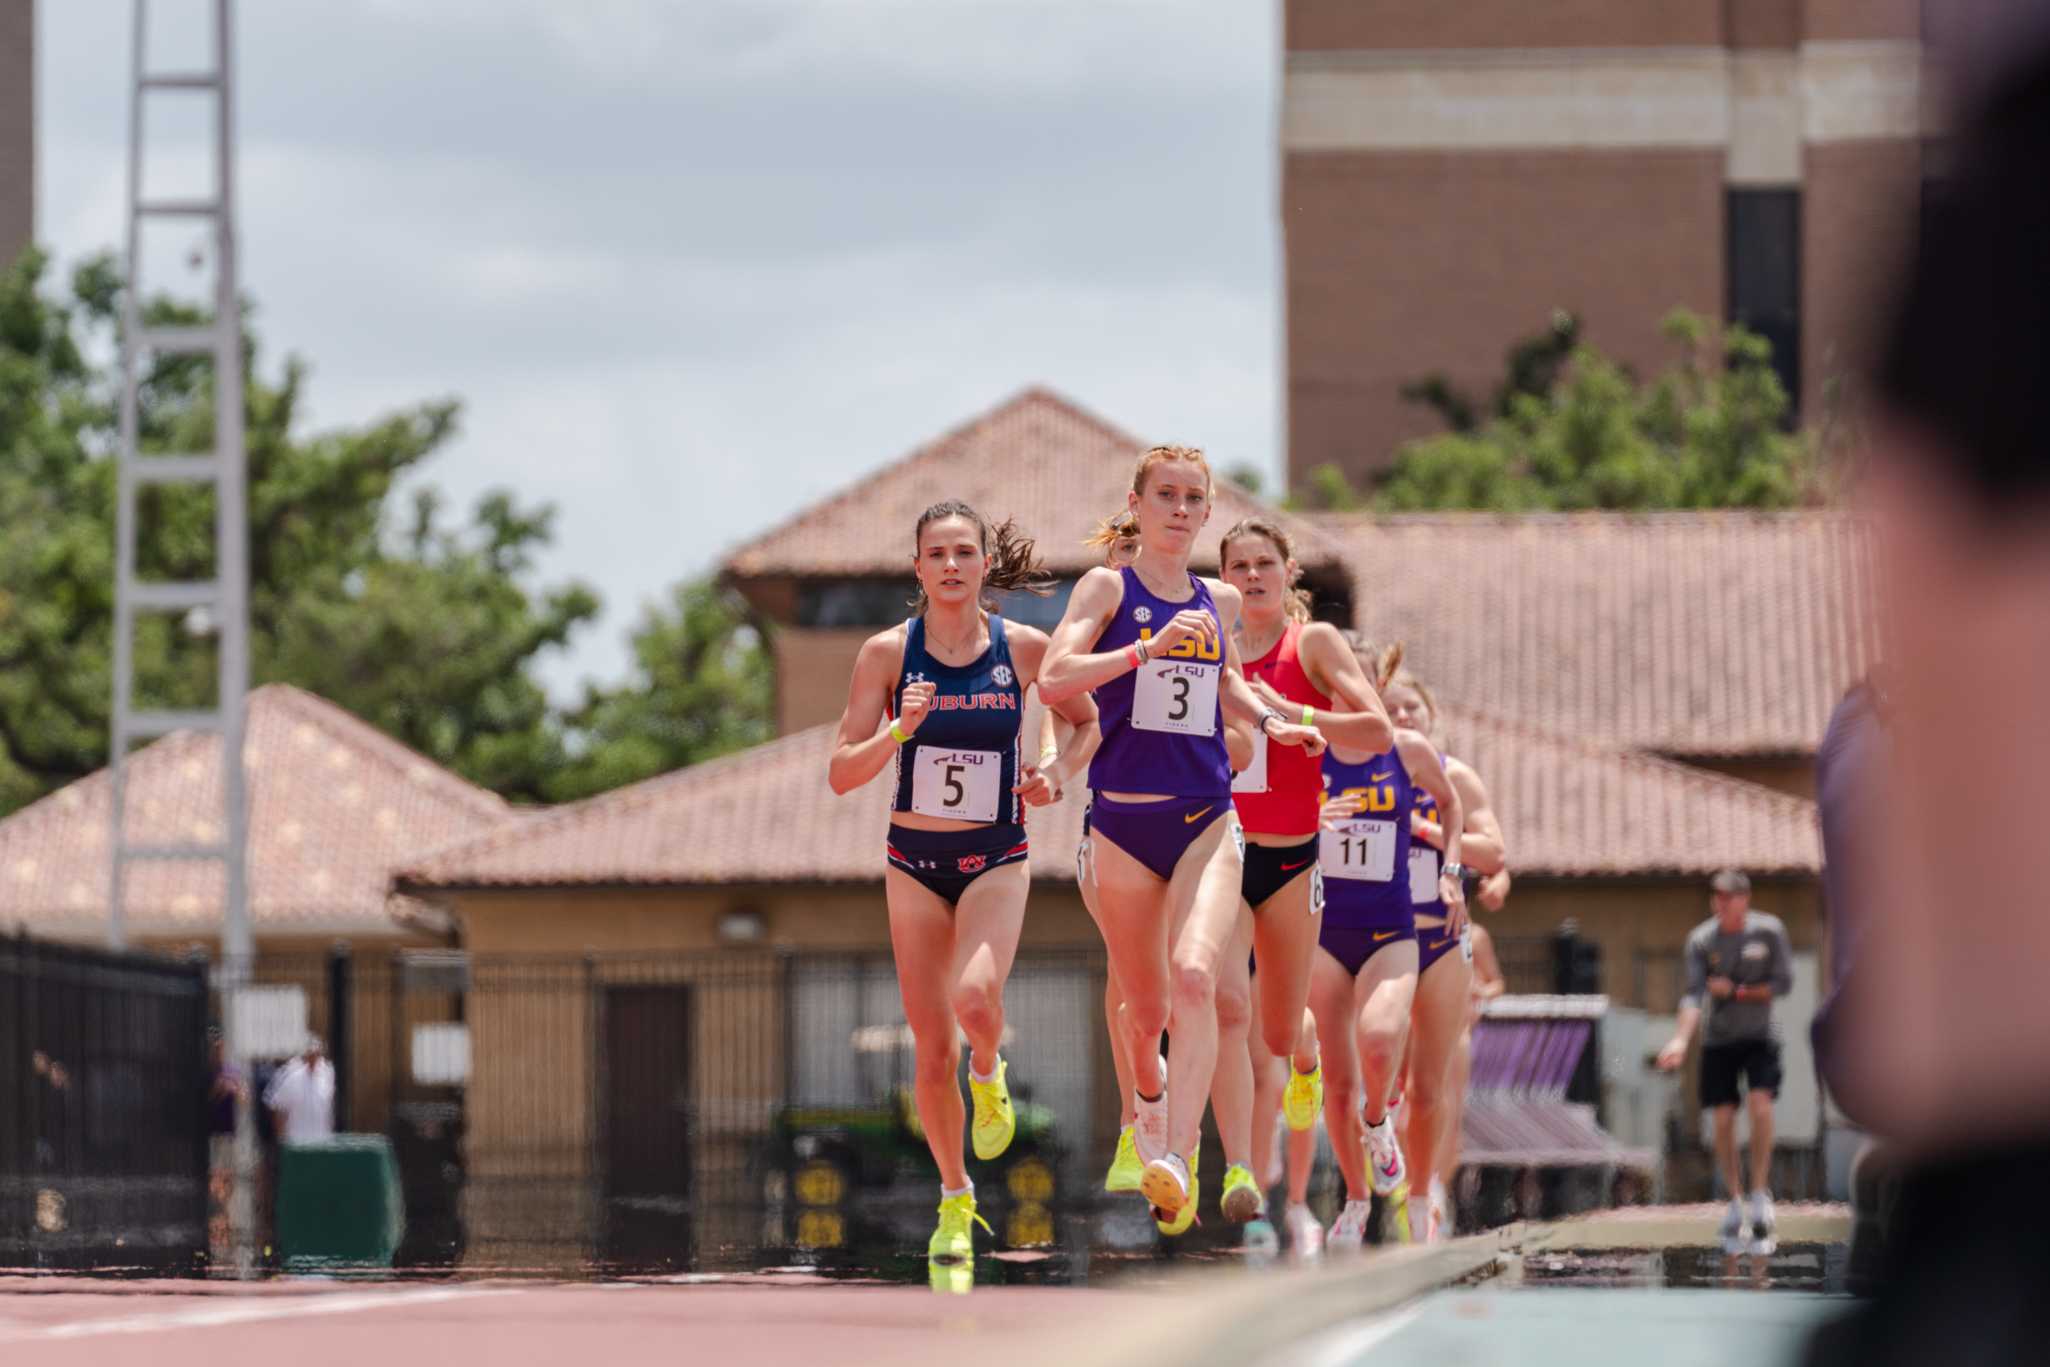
[1412,757,1506,876]
[1291,620,1395,754]
[1398,728,1469,930]
[1037,567,1133,705]
[1009,625,1100,802]
[827,627,918,795]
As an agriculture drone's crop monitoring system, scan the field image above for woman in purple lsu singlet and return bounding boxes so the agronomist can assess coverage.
[1040,446,1324,1225]
[828,501,1101,1261]
[1310,638,1468,1251]
[1384,665,1506,1243]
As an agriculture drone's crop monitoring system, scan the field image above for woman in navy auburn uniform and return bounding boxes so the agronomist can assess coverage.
[829,500,1100,1262]
[1213,518,1396,1230]
[1386,668,1507,1243]
[1040,446,1324,1226]
[1311,639,1467,1250]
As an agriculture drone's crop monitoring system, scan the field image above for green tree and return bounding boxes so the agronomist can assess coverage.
[548,580,773,801]
[1363,310,1819,512]
[0,248,601,813]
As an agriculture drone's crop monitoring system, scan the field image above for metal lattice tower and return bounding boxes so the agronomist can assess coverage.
[111,0,255,1275]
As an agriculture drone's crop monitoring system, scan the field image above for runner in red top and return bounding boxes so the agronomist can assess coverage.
[1209,517,1398,1233]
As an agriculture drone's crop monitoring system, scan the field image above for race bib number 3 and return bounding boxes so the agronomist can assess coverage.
[910,747,1002,823]
[1133,658,1218,737]
[1320,819,1397,882]
[1231,735,1269,793]
[1408,846,1442,904]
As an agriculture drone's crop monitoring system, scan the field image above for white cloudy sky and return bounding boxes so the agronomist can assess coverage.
[36,1,1281,697]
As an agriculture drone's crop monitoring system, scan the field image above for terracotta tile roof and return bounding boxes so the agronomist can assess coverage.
[397,707,1817,892]
[0,685,512,936]
[1317,511,1879,759]
[721,387,1346,580]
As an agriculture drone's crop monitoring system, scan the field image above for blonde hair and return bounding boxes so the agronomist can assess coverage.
[1218,517,1313,623]
[1084,509,1140,554]
[1342,631,1408,695]
[1131,444,1213,497]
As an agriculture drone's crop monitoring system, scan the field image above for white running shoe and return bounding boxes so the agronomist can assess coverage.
[1133,1063,1170,1165]
[1284,1202,1324,1261]
[1748,1189,1778,1256]
[1140,1151,1192,1217]
[1327,1198,1372,1250]
[1718,1196,1750,1254]
[1426,1176,1452,1243]
[1363,1115,1407,1198]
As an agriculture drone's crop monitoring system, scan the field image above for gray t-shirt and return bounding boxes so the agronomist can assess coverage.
[1682,911,1795,1046]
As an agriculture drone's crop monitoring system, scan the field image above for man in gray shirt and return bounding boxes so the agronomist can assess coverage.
[1657,869,1796,1253]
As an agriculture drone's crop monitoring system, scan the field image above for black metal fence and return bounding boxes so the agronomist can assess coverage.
[1,933,210,1271]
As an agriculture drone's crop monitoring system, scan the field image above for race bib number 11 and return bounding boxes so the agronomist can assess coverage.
[910,747,1002,823]
[1134,659,1219,737]
[1320,819,1397,882]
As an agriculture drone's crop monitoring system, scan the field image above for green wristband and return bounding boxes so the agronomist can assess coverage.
[1301,705,1316,726]
[889,721,911,744]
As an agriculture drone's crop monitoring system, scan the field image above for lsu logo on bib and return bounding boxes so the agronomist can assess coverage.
[1137,627,1223,663]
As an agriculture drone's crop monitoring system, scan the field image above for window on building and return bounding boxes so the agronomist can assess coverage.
[1726,188,1802,420]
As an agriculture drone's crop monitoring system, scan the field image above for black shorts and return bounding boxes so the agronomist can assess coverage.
[886,824,1028,906]
[1700,1038,1783,1108]
[1241,836,1321,910]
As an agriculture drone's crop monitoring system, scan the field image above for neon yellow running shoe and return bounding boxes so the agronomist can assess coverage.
[1219,1162,1263,1224]
[1151,1141,1200,1237]
[969,1056,1016,1161]
[1104,1124,1143,1193]
[928,1190,992,1262]
[1283,1061,1323,1132]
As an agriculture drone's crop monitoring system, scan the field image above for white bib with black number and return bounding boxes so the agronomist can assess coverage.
[910,746,1002,823]
[1231,734,1269,793]
[1133,658,1219,737]
[1319,819,1397,882]
[1408,845,1441,904]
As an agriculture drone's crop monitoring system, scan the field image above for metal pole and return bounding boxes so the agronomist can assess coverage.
[109,0,147,954]
[212,0,257,1281]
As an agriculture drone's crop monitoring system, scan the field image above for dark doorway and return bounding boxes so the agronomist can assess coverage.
[600,983,694,1269]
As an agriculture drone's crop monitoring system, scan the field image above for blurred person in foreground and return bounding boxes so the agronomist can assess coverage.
[1805,27,2050,1367]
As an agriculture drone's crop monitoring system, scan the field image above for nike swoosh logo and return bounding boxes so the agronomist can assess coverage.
[1281,859,1312,872]
[1372,772,1391,781]
[1372,930,1398,942]
[1184,805,1214,825]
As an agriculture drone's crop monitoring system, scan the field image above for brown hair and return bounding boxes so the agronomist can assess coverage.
[1131,444,1213,497]
[910,501,1054,614]
[1218,517,1313,623]
[1342,631,1408,695]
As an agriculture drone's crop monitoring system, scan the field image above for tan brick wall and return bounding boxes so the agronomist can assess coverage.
[1284,148,1725,488]
[774,627,872,734]
[1802,138,1921,422]
[1285,0,1720,52]
[1728,0,1804,48]
[0,0,31,267]
[1803,0,1921,42]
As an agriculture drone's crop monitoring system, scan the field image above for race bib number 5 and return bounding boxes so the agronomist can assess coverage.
[910,747,1002,823]
[1231,735,1269,793]
[1319,819,1397,882]
[1134,658,1219,737]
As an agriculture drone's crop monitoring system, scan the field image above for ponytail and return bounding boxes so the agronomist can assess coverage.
[1343,632,1407,693]
[909,501,1053,615]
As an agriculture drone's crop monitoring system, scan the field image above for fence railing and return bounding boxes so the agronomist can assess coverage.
[1,932,210,1271]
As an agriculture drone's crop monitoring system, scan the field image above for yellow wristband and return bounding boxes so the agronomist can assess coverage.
[889,721,911,744]
[1301,705,1316,726]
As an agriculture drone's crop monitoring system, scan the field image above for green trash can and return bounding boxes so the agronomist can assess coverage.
[275,1135,406,1271]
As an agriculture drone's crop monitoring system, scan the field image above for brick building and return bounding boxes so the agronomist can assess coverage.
[1282,0,1937,489]
[0,0,30,267]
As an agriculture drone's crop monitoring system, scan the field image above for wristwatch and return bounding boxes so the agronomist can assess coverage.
[1440,862,1467,882]
[1258,709,1285,737]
